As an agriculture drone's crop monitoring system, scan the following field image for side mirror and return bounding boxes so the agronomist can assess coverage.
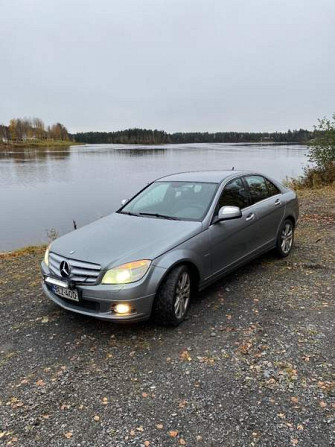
[215,206,242,222]
[121,199,129,206]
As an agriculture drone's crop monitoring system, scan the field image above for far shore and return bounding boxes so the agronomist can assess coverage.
[0,140,82,150]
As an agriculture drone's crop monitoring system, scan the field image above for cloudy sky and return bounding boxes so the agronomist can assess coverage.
[0,0,334,133]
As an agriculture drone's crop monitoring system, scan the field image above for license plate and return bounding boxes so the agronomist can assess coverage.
[53,285,79,302]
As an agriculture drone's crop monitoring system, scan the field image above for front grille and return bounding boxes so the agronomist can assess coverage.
[49,252,101,284]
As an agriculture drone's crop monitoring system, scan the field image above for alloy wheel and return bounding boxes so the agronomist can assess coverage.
[174,272,191,319]
[281,222,293,254]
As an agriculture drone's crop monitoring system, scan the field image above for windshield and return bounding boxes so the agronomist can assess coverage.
[120,181,218,221]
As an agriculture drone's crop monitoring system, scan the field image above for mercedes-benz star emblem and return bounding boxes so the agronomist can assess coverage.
[60,260,71,278]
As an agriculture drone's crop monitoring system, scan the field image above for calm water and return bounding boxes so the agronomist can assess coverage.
[0,143,308,251]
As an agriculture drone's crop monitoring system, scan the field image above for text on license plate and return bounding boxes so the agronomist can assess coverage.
[53,285,79,302]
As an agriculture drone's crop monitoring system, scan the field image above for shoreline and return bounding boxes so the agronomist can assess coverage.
[0,244,46,259]
[0,141,307,150]
[0,140,83,150]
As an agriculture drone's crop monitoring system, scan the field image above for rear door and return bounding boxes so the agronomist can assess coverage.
[208,176,259,276]
[243,175,285,250]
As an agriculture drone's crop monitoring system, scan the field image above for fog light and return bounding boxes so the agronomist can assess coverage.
[114,303,131,314]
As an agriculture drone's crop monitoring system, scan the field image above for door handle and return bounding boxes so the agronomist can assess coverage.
[246,213,255,222]
[274,199,281,206]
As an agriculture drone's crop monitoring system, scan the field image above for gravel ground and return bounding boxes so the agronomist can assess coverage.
[1,187,334,447]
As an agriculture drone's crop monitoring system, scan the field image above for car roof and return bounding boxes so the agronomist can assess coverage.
[156,170,249,184]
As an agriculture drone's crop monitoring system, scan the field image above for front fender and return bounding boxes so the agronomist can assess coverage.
[152,231,210,287]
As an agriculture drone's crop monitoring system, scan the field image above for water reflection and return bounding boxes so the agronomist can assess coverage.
[0,143,308,251]
[0,145,71,162]
[115,148,168,158]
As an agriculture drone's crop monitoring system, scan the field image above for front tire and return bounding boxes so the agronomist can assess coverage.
[276,219,294,257]
[152,265,192,326]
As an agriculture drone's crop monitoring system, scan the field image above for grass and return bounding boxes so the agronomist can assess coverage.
[0,245,46,259]
[0,140,82,150]
[284,164,335,189]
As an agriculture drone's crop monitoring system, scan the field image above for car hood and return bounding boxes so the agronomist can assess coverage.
[50,213,202,268]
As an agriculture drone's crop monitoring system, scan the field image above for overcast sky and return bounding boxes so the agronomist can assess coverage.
[0,0,334,133]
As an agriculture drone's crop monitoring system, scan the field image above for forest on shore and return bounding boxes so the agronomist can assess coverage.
[0,117,71,143]
[1,117,314,146]
[74,128,312,145]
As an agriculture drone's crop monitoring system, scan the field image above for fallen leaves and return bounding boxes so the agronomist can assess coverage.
[155,424,164,430]
[238,342,253,355]
[180,350,192,362]
[196,356,215,365]
[36,379,46,387]
[60,404,70,410]
[64,432,73,439]
[93,415,100,422]
[169,430,179,438]
[7,397,24,409]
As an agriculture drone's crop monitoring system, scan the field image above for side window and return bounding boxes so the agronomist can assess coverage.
[218,177,249,210]
[245,175,271,204]
[264,178,280,196]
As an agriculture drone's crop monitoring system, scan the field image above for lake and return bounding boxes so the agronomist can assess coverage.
[0,143,308,251]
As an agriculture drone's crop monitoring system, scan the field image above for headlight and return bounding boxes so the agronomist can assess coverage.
[101,260,151,284]
[44,244,51,266]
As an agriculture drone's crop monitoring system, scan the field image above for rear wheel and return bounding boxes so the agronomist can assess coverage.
[276,219,294,257]
[152,265,191,326]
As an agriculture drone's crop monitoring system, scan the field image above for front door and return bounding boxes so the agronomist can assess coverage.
[208,176,259,277]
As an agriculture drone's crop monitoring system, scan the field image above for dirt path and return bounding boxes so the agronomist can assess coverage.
[0,188,334,447]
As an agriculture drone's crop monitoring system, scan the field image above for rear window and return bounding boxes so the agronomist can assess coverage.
[244,175,281,204]
[245,175,271,204]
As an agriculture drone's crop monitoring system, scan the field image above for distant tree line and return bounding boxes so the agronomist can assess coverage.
[0,120,314,146]
[73,128,313,145]
[74,129,171,145]
[0,117,70,142]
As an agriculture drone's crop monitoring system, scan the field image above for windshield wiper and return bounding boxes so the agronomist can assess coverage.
[120,211,140,217]
[139,212,180,220]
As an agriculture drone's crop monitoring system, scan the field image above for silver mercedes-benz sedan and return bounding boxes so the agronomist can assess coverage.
[41,171,299,326]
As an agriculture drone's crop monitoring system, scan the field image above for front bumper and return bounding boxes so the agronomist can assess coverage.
[41,262,164,323]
